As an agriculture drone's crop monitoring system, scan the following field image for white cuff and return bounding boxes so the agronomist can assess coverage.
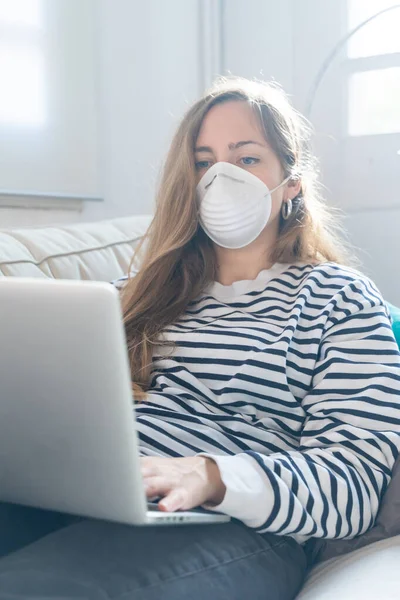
[199,453,273,528]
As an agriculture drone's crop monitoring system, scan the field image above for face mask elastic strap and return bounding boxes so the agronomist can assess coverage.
[268,174,292,195]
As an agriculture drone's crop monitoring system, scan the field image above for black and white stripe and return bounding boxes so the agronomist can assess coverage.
[116,263,400,541]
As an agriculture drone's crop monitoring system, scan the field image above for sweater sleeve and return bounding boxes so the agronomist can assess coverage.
[201,278,400,540]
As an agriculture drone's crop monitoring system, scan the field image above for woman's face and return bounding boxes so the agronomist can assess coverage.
[194,100,297,225]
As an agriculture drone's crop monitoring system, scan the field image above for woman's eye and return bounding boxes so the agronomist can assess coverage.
[240,156,260,166]
[195,160,212,170]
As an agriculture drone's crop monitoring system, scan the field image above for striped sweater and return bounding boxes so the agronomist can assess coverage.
[116,262,400,541]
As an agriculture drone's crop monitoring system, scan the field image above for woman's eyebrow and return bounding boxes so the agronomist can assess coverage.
[229,140,265,150]
[195,140,265,153]
[194,145,213,153]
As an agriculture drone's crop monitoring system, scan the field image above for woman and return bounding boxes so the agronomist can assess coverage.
[0,77,399,600]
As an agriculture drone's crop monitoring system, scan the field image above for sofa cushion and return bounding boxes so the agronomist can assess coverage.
[298,534,400,600]
[0,215,152,281]
[388,302,400,349]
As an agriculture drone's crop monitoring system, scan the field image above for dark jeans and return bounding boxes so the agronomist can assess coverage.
[0,503,307,600]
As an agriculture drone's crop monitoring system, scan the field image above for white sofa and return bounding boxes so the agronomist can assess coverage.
[1,214,399,599]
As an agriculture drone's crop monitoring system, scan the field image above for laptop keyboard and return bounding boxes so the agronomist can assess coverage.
[147,502,212,514]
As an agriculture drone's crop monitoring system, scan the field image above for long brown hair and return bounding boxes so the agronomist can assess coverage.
[121,77,352,399]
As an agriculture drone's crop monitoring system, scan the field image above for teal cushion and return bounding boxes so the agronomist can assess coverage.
[387,303,400,349]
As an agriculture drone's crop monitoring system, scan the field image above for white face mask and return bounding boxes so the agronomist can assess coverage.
[196,161,290,249]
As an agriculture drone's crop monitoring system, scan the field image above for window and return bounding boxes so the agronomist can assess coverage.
[349,67,400,136]
[347,0,400,136]
[292,0,400,215]
[348,0,400,58]
[0,0,100,200]
[0,0,41,26]
[0,0,45,126]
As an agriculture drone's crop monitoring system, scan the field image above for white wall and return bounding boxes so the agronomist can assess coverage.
[345,211,400,304]
[222,0,293,93]
[84,0,201,222]
[0,206,83,229]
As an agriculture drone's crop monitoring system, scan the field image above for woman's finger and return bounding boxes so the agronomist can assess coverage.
[143,475,174,498]
[159,487,191,512]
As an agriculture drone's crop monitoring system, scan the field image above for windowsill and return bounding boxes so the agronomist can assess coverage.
[0,190,103,212]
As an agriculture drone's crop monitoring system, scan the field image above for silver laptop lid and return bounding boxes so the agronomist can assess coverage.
[0,278,147,524]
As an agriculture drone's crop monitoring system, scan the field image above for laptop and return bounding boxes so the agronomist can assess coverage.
[0,277,230,526]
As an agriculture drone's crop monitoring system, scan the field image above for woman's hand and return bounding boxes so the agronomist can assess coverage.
[141,456,226,512]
